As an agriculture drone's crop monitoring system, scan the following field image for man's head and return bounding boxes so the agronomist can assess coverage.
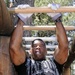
[30,39,47,60]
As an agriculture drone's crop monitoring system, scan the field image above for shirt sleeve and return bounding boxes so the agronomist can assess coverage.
[13,57,29,75]
[53,59,64,74]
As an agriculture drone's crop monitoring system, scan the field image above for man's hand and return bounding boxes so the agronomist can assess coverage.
[47,3,62,21]
[16,4,33,24]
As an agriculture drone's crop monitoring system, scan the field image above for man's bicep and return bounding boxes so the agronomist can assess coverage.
[54,47,68,64]
[10,47,27,66]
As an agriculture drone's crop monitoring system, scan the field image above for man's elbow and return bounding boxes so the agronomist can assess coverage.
[9,42,17,52]
[62,41,68,50]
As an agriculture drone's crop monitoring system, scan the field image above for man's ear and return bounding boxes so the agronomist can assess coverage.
[45,49,47,55]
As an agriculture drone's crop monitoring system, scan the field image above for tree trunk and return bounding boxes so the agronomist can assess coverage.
[62,37,75,75]
[0,36,17,75]
[0,0,14,36]
[0,0,17,75]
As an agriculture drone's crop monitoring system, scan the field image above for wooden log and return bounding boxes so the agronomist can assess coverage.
[22,37,71,41]
[0,0,14,36]
[20,26,75,31]
[8,6,75,13]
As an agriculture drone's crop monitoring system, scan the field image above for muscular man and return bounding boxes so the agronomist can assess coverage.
[9,4,68,75]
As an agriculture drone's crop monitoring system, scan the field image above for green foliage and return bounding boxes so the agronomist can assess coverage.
[34,0,52,7]
[33,0,75,37]
[34,0,73,6]
[33,12,55,37]
[33,13,54,25]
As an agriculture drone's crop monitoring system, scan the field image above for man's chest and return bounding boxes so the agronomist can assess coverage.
[26,59,59,75]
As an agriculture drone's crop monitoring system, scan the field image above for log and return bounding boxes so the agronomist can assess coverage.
[8,6,75,13]
[0,0,14,36]
[22,37,71,41]
[21,26,75,31]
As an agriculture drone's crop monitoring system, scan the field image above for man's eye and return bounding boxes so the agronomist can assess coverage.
[32,44,45,48]
[40,45,45,47]
[33,45,37,47]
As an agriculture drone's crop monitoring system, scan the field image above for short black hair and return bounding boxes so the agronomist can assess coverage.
[31,39,46,47]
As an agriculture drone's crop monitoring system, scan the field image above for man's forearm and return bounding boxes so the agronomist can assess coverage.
[55,19,68,49]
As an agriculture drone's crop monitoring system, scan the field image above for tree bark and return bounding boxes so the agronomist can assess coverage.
[0,0,14,36]
[0,36,17,75]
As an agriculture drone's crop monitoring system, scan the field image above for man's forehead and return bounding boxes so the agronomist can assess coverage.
[33,40,43,44]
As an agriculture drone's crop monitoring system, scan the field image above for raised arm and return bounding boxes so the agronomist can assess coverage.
[54,18,68,64]
[9,19,26,65]
[47,3,69,64]
[9,4,33,65]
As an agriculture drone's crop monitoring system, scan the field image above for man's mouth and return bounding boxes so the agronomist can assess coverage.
[36,51,40,54]
[35,49,40,55]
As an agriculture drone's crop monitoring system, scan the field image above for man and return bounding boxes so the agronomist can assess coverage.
[9,4,68,75]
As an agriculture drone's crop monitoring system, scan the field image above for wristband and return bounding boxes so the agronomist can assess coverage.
[55,18,62,23]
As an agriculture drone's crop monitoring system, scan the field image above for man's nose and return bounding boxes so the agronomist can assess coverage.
[36,45,40,48]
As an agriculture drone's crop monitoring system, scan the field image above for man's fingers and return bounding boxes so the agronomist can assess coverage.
[17,4,30,9]
[48,3,60,10]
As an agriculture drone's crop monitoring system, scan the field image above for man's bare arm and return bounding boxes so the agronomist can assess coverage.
[54,18,68,64]
[9,19,26,65]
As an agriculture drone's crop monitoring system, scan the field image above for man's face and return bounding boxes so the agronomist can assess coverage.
[31,40,47,60]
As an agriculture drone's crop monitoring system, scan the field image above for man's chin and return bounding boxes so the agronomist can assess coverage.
[33,56,45,61]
